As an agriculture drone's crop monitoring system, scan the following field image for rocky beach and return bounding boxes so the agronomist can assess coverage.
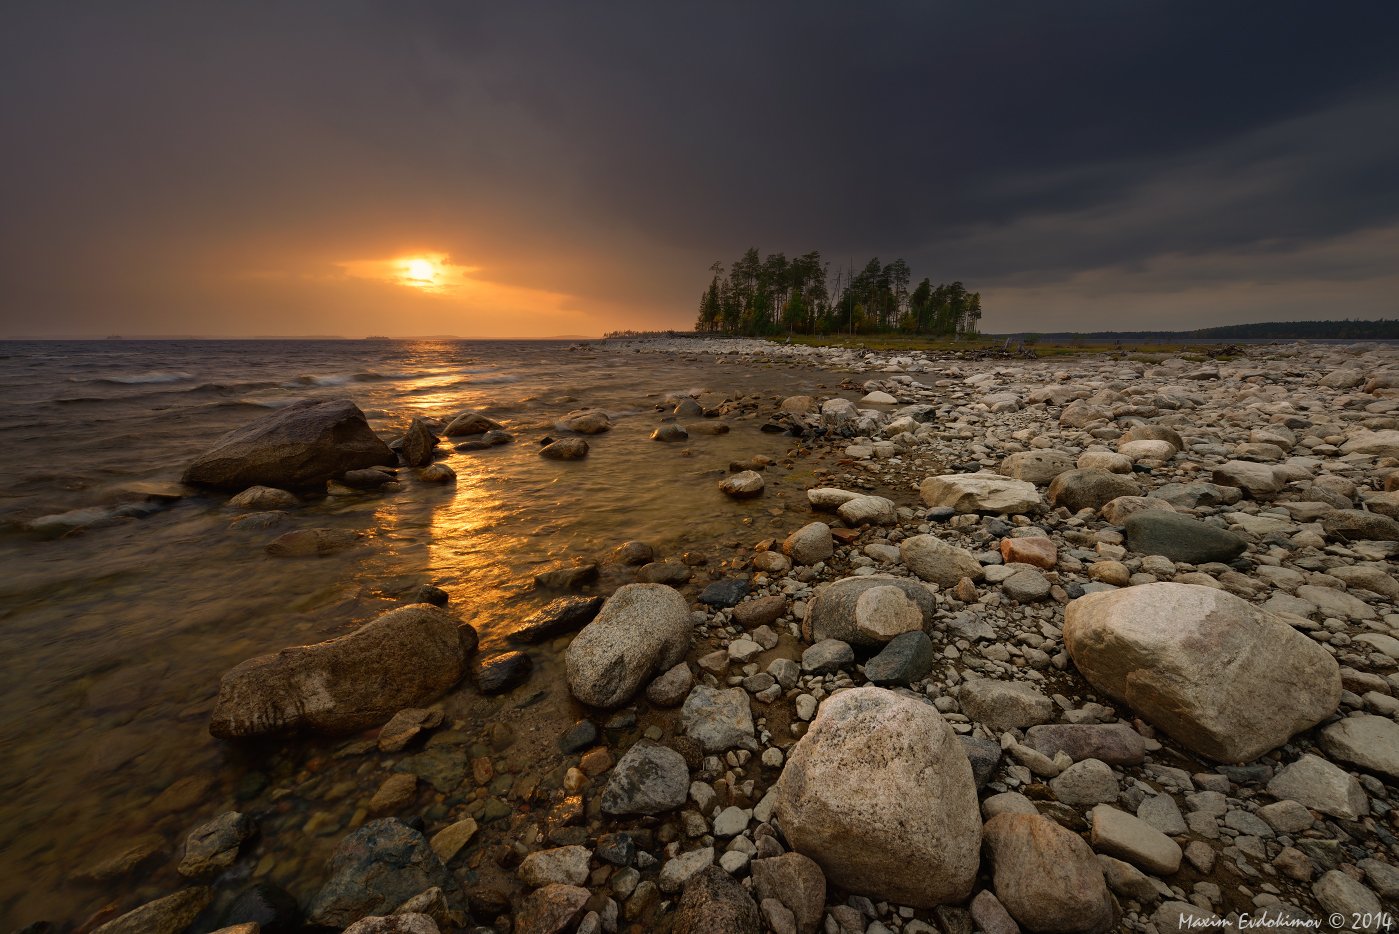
[5,336,1399,934]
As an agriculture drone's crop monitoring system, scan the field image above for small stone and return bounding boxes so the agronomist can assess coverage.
[429,818,478,863]
[801,639,854,674]
[1089,804,1182,874]
[519,845,592,887]
[1051,758,1119,806]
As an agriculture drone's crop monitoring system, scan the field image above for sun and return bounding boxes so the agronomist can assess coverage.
[403,257,437,286]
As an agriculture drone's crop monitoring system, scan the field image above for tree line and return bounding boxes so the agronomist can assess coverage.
[694,248,982,337]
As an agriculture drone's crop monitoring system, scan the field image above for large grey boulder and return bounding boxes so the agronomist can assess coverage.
[680,685,756,753]
[999,450,1075,485]
[1064,583,1340,762]
[183,398,396,490]
[210,604,470,738]
[601,743,689,815]
[1266,754,1369,820]
[773,687,981,907]
[565,583,692,708]
[307,819,458,928]
[1319,714,1399,779]
[899,535,984,588]
[919,472,1042,514]
[801,576,938,648]
[983,812,1116,934]
[1047,469,1141,513]
[1211,460,1282,497]
[958,679,1054,732]
[1123,512,1247,564]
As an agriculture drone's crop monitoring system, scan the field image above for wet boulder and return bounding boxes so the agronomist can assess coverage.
[565,583,692,708]
[210,604,470,738]
[183,398,396,490]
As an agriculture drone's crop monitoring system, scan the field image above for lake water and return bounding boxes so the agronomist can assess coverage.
[0,338,852,930]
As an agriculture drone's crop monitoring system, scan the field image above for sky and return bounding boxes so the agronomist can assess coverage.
[2,2,1398,338]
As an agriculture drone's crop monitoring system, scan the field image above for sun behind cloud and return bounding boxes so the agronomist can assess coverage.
[339,252,468,294]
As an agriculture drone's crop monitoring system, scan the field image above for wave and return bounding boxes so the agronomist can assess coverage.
[73,371,194,385]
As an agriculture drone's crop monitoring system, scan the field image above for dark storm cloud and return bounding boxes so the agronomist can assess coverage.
[2,1,1397,335]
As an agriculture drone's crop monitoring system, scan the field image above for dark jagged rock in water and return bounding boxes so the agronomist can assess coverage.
[508,596,604,643]
[1123,511,1247,564]
[339,467,397,489]
[534,563,599,591]
[222,881,301,933]
[399,417,438,468]
[182,398,396,491]
[473,651,532,694]
[209,604,470,738]
[411,584,449,606]
[306,819,459,929]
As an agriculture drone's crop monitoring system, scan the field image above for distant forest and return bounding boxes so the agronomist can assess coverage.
[1025,319,1399,341]
[694,249,982,337]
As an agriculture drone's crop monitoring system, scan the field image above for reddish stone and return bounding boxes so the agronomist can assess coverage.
[1000,537,1057,569]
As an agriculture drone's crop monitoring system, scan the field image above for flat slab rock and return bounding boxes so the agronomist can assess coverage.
[210,604,469,738]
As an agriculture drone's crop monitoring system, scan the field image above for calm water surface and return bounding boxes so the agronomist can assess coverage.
[0,338,851,929]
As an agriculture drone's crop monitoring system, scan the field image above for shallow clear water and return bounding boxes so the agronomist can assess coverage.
[0,338,853,929]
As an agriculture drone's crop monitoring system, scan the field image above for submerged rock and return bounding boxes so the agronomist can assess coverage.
[210,604,470,738]
[177,811,255,878]
[773,686,980,908]
[91,887,212,934]
[183,398,396,490]
[508,596,604,644]
[307,819,458,929]
[442,410,502,436]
